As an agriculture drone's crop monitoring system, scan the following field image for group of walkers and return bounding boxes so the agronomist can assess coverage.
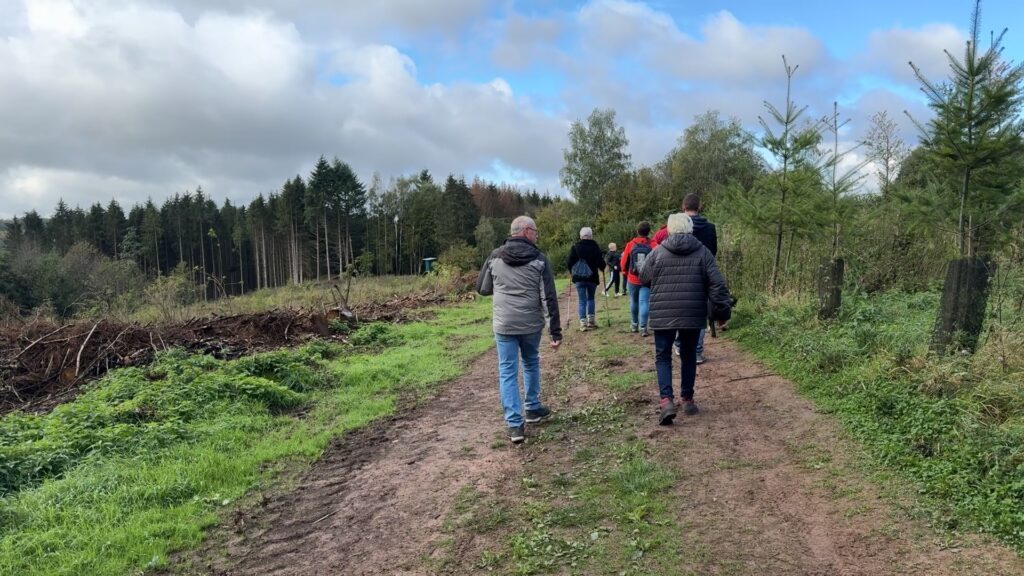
[477,193,734,443]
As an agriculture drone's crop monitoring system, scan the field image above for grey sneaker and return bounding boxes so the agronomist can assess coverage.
[695,353,705,364]
[524,405,551,423]
[682,400,699,416]
[579,318,588,332]
[630,323,638,333]
[640,326,649,337]
[508,425,526,444]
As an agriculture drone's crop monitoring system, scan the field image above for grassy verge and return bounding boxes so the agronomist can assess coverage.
[728,289,1024,550]
[437,303,685,575]
[127,273,461,323]
[0,297,494,575]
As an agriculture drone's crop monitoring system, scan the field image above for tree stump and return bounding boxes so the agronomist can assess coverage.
[817,258,844,320]
[931,257,992,355]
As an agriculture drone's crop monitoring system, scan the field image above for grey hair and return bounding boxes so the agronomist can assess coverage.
[579,226,593,239]
[510,215,536,235]
[667,213,693,235]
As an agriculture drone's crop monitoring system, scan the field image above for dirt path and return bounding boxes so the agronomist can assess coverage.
[630,335,1024,575]
[190,297,1024,575]
[198,341,570,576]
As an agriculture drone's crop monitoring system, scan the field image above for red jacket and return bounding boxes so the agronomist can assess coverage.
[619,236,653,286]
[652,225,668,246]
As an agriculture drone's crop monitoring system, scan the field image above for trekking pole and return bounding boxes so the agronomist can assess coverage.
[602,272,611,326]
[564,279,574,328]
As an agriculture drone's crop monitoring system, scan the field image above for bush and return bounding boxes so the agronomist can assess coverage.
[439,241,480,273]
[349,322,404,347]
[144,263,200,322]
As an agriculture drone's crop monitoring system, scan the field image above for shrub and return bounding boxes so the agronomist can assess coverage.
[438,241,480,273]
[349,322,403,347]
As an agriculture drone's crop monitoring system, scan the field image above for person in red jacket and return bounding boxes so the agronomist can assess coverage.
[619,221,654,336]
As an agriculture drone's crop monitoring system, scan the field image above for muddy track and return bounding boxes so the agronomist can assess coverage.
[622,335,1024,575]
[186,297,1024,576]
[195,342,569,575]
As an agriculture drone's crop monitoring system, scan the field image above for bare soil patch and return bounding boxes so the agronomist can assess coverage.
[190,343,569,576]
[628,335,1024,575]
[0,289,473,415]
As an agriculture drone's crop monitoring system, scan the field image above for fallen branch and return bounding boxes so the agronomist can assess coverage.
[311,510,337,525]
[75,322,100,377]
[15,324,70,359]
[726,373,775,383]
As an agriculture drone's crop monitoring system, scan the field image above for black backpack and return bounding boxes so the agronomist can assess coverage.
[571,258,593,279]
[627,242,652,275]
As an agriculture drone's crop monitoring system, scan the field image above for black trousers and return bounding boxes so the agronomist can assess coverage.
[604,269,622,294]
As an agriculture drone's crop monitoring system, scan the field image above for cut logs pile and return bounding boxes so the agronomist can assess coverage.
[0,283,479,415]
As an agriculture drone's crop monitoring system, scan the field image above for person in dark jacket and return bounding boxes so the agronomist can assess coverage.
[656,194,719,363]
[603,242,624,297]
[477,216,562,443]
[567,227,606,331]
[640,213,732,425]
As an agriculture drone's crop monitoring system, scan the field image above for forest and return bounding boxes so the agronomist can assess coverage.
[2,2,1024,574]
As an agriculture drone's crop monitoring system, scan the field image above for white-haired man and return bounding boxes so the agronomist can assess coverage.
[640,213,732,425]
[476,216,562,443]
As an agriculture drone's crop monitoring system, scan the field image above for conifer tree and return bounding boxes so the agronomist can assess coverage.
[909,0,1024,256]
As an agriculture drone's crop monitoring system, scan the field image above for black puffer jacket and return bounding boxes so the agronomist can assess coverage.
[639,233,732,330]
[567,239,606,284]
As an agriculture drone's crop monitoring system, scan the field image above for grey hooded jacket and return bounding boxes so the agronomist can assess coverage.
[476,237,563,340]
[639,233,732,330]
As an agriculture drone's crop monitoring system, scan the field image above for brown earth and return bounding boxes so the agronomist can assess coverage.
[193,342,571,576]
[0,288,472,415]
[181,294,1024,576]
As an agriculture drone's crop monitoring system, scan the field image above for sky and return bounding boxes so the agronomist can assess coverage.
[1,0,1022,219]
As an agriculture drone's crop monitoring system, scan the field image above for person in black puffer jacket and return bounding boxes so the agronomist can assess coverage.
[567,227,606,331]
[640,213,732,425]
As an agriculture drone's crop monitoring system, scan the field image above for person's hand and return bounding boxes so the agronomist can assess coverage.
[550,338,562,350]
[716,320,729,331]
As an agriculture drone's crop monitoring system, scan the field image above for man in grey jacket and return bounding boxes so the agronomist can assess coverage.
[476,216,562,443]
[640,213,732,425]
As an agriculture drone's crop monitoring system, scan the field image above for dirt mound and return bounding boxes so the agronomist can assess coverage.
[0,287,477,415]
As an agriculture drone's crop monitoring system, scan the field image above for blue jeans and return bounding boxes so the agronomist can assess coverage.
[676,328,707,354]
[495,331,542,427]
[655,329,700,401]
[576,282,597,318]
[627,283,650,328]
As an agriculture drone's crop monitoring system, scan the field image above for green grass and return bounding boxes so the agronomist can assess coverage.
[444,332,683,576]
[729,288,1024,551]
[0,298,494,575]
[126,274,462,323]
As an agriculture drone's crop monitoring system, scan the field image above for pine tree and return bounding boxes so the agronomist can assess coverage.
[909,0,1024,256]
[755,56,824,292]
[909,0,1024,354]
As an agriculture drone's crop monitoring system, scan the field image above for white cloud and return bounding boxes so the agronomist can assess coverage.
[859,24,965,85]
[164,0,492,40]
[0,0,971,221]
[491,12,564,71]
[0,0,565,219]
[670,11,827,84]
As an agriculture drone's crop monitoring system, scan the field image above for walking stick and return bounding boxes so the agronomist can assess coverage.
[602,272,611,326]
[564,279,574,328]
